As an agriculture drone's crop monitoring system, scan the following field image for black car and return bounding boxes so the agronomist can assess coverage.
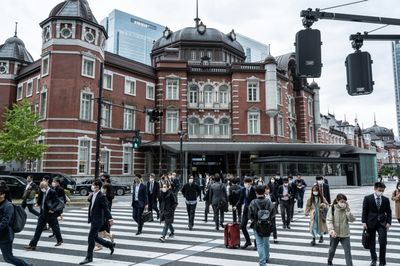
[0,175,27,199]
[75,179,130,196]
[10,172,76,193]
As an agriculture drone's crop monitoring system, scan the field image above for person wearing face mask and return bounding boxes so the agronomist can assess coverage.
[326,193,355,266]
[95,183,115,251]
[240,177,257,249]
[265,186,279,244]
[278,178,294,229]
[294,174,307,212]
[268,177,279,214]
[305,185,329,246]
[229,177,243,224]
[316,175,331,204]
[21,175,40,217]
[159,183,178,242]
[274,172,283,186]
[209,175,228,231]
[147,173,160,220]
[362,182,392,266]
[48,179,66,239]
[391,181,400,224]
[287,176,296,222]
[131,175,148,235]
[202,175,213,222]
[181,175,201,230]
[25,181,63,251]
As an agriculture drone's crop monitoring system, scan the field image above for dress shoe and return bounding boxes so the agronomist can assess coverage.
[286,225,291,229]
[135,231,142,235]
[110,242,116,255]
[370,261,377,266]
[24,245,36,251]
[48,234,55,238]
[79,258,93,265]
[319,235,324,243]
[159,237,165,243]
[241,242,252,249]
[168,233,175,238]
[215,227,219,231]
[378,263,385,266]
[273,239,279,244]
[55,241,63,246]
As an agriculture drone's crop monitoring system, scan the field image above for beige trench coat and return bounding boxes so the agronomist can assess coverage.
[392,189,400,219]
[305,196,329,234]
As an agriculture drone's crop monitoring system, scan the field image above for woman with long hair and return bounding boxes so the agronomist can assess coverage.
[159,182,178,243]
[391,181,400,224]
[95,183,114,251]
[326,193,355,266]
[305,185,329,245]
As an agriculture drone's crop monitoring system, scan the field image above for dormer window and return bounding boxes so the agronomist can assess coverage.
[42,26,51,43]
[0,62,8,74]
[84,29,95,44]
[60,25,72,39]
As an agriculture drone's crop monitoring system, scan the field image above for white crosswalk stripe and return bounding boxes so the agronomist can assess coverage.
[1,201,400,266]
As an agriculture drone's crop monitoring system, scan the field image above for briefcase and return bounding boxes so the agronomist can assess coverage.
[362,229,370,249]
[141,211,153,223]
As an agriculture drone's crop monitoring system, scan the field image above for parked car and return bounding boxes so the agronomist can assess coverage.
[0,175,27,199]
[9,172,76,193]
[75,179,130,196]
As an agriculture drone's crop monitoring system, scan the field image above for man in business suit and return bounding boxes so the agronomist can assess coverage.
[21,175,40,217]
[79,179,115,265]
[316,175,331,204]
[278,178,295,229]
[24,181,63,250]
[147,173,160,220]
[362,182,392,266]
[132,175,148,235]
[209,175,227,231]
[240,177,257,249]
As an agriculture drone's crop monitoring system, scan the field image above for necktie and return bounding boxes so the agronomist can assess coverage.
[150,182,153,193]
[246,189,249,197]
[376,197,381,209]
[42,191,46,210]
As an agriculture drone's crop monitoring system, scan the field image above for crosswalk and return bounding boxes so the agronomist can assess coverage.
[2,200,400,266]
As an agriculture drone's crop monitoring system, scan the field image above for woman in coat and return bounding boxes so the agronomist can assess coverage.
[326,193,355,266]
[95,183,114,251]
[305,185,329,245]
[159,182,178,243]
[391,181,400,223]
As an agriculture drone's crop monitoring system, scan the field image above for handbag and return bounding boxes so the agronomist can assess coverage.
[141,211,153,223]
[362,229,370,249]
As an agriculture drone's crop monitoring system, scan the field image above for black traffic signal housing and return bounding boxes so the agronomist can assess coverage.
[345,50,374,96]
[147,109,164,122]
[295,28,322,78]
[132,130,141,150]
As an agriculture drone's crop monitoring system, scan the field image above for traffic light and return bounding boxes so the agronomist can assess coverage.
[345,50,374,96]
[147,109,164,122]
[295,28,322,78]
[132,130,141,150]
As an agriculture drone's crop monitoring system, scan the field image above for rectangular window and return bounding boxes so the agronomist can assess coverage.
[204,90,213,104]
[123,146,132,174]
[82,56,95,78]
[125,78,136,95]
[277,115,284,136]
[308,98,313,116]
[189,89,198,104]
[247,81,259,102]
[277,86,282,105]
[145,114,155,133]
[191,50,197,60]
[123,107,135,130]
[36,78,40,94]
[103,73,112,90]
[219,90,228,105]
[101,102,112,128]
[80,92,92,120]
[100,150,110,173]
[78,139,91,174]
[27,81,33,97]
[166,79,179,100]
[39,90,47,119]
[42,55,49,77]
[166,111,178,133]
[146,84,155,100]
[248,112,260,134]
[16,86,23,100]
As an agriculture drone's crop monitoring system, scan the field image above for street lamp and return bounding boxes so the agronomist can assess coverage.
[177,121,186,182]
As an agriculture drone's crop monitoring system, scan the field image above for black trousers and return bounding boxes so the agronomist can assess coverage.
[86,224,113,260]
[241,207,251,244]
[280,200,291,226]
[232,204,242,223]
[186,203,197,228]
[21,201,40,217]
[212,204,224,228]
[204,200,210,221]
[297,190,305,209]
[148,197,159,218]
[368,224,387,264]
[29,214,62,247]
[289,199,295,220]
[132,202,144,232]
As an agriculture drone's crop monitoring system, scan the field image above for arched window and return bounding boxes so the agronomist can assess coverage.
[189,85,199,105]
[204,85,214,105]
[204,118,215,136]
[188,117,200,137]
[219,118,230,137]
[219,85,229,105]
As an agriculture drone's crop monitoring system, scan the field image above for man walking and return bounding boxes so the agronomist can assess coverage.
[131,175,148,235]
[240,177,256,249]
[79,179,115,265]
[24,181,63,250]
[229,177,243,223]
[294,174,307,212]
[147,174,160,220]
[316,175,331,204]
[209,175,227,230]
[181,175,201,230]
[278,178,294,229]
[362,182,392,266]
[21,175,40,217]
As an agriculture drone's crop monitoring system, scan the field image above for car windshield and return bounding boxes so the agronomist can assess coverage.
[13,175,27,185]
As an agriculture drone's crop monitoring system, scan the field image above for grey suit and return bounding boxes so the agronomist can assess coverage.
[209,182,228,229]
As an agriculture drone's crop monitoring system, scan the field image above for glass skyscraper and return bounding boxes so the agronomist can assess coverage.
[236,33,269,63]
[392,40,400,136]
[101,10,165,65]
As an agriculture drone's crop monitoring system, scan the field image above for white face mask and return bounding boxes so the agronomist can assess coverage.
[375,191,383,197]
[101,188,105,194]
[317,180,323,185]
[398,186,400,190]
[338,202,347,208]
[313,191,319,196]
[189,179,194,184]
[275,176,280,179]
[41,188,46,193]
[91,185,96,192]
[51,182,56,187]
[284,183,288,187]
[270,179,275,183]
[150,178,154,182]
[162,188,168,193]
[244,183,250,189]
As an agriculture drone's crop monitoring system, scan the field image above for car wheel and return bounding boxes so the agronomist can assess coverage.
[80,188,89,196]
[116,188,124,196]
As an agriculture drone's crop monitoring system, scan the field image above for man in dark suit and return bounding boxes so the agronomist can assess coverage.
[24,181,63,250]
[21,175,40,217]
[209,175,227,231]
[240,177,257,249]
[362,182,392,266]
[79,179,115,265]
[278,178,295,229]
[316,175,331,204]
[147,173,160,220]
[132,175,148,235]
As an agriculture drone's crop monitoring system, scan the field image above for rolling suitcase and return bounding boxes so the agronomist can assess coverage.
[224,223,240,248]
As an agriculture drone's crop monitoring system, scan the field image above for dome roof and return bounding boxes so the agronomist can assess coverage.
[264,54,277,64]
[0,35,34,63]
[48,0,98,24]
[364,123,394,140]
[152,26,244,55]
[309,80,319,89]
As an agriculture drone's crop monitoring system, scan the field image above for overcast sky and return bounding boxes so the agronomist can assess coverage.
[1,0,399,135]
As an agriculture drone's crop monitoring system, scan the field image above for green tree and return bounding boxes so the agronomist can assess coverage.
[0,100,47,169]
[379,165,394,176]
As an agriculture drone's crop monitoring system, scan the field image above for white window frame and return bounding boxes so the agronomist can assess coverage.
[41,55,50,77]
[165,110,179,133]
[247,80,259,102]
[146,83,155,100]
[0,61,9,74]
[277,115,284,136]
[78,138,91,175]
[123,145,133,175]
[101,101,112,128]
[103,72,113,91]
[204,118,215,136]
[36,78,40,94]
[123,106,135,130]
[80,91,93,121]
[16,85,23,101]
[188,117,200,137]
[204,87,214,105]
[145,114,155,133]
[308,98,313,117]
[100,149,110,174]
[81,56,95,79]
[219,86,229,105]
[166,79,179,100]
[26,80,33,97]
[39,88,47,120]
[248,111,260,135]
[277,85,282,105]
[219,118,230,137]
[124,77,136,96]
[309,124,314,143]
[188,86,199,105]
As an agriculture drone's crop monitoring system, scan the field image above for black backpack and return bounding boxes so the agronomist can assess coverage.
[254,200,272,237]
[12,204,27,233]
[230,185,241,203]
